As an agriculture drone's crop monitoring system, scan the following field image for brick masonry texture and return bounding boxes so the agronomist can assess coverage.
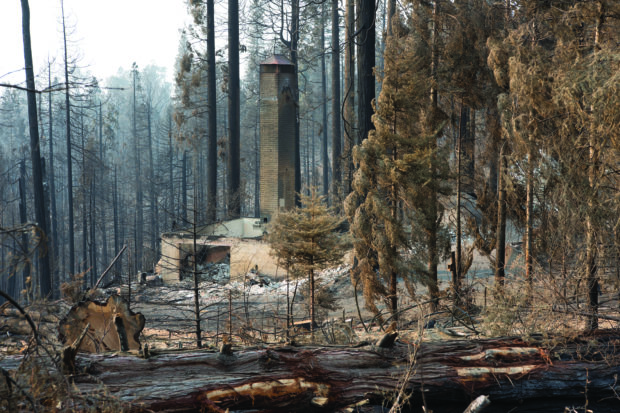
[260,63,297,219]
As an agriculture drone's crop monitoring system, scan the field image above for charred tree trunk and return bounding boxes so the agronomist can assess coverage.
[181,150,188,223]
[206,0,217,222]
[495,145,507,288]
[113,167,120,279]
[330,0,341,205]
[227,0,241,218]
[99,103,109,271]
[132,65,144,272]
[356,0,375,146]
[147,104,158,260]
[61,0,75,277]
[321,4,329,198]
[48,61,59,293]
[12,333,615,412]
[18,160,30,298]
[342,0,355,197]
[21,0,52,297]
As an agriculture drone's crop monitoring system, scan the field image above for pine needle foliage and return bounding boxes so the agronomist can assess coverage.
[267,187,347,333]
[345,15,451,321]
[495,0,620,331]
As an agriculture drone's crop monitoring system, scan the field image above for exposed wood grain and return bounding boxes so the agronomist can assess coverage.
[58,295,145,352]
[57,332,620,412]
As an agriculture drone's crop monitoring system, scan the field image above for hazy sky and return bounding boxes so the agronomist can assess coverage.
[1,0,189,86]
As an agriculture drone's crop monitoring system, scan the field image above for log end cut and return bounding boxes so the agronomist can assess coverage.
[58,295,145,353]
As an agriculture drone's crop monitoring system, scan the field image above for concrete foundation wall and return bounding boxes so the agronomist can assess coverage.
[156,235,280,284]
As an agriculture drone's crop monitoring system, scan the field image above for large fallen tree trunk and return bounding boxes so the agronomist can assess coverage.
[57,332,620,412]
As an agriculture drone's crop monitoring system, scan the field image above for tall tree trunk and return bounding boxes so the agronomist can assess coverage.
[454,102,464,304]
[356,0,375,146]
[48,61,59,291]
[227,0,241,218]
[331,0,342,205]
[495,145,506,287]
[80,113,88,276]
[586,6,604,331]
[192,186,202,348]
[147,104,157,261]
[99,103,108,269]
[18,159,30,299]
[525,138,534,293]
[113,167,121,279]
[494,0,510,289]
[182,150,188,223]
[427,0,441,310]
[61,0,75,277]
[343,0,355,197]
[291,0,301,205]
[89,179,96,284]
[133,66,144,271]
[464,108,475,197]
[168,113,174,229]
[21,0,52,297]
[309,267,315,340]
[207,0,217,222]
[321,4,329,198]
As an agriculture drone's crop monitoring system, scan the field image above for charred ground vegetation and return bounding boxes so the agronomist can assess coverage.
[2,0,620,411]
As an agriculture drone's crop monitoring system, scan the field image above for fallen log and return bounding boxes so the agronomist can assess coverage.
[56,331,620,412]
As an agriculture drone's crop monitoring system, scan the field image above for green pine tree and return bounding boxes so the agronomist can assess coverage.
[268,187,347,337]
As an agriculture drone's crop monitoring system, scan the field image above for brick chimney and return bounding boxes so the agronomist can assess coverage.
[259,54,297,220]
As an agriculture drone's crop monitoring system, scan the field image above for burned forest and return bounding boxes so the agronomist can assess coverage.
[1,0,620,412]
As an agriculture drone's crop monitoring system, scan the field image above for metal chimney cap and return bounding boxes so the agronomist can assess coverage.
[260,54,294,66]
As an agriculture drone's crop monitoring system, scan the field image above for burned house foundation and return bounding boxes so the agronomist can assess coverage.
[155,218,280,285]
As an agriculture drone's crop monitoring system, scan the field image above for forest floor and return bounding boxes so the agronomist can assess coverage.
[3,246,620,412]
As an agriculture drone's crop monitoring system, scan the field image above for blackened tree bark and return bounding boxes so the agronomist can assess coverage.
[132,64,144,270]
[207,0,217,222]
[586,5,605,332]
[79,109,88,275]
[167,112,174,229]
[18,159,30,297]
[61,0,75,277]
[321,5,329,198]
[21,0,52,297]
[356,0,375,146]
[98,102,108,269]
[331,0,341,205]
[47,61,59,291]
[525,136,534,293]
[37,334,620,413]
[495,145,507,287]
[182,150,188,223]
[146,103,158,258]
[113,167,121,278]
[343,0,355,197]
[279,0,301,205]
[292,0,301,206]
[427,0,441,310]
[227,0,241,218]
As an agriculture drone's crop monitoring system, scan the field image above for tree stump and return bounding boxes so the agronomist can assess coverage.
[58,295,144,352]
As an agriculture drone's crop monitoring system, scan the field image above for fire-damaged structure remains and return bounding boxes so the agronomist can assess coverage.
[155,217,280,284]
